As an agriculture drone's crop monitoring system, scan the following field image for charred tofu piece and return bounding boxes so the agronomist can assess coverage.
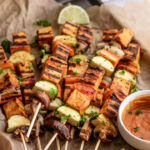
[63,84,73,102]
[3,98,27,119]
[41,58,64,84]
[53,41,72,62]
[61,21,79,37]
[79,119,92,141]
[124,43,140,67]
[56,83,62,99]
[37,26,54,47]
[91,88,104,107]
[77,25,93,46]
[96,49,120,67]
[16,62,36,86]
[114,28,134,47]
[22,85,33,104]
[81,68,105,89]
[0,46,8,64]
[0,87,22,104]
[66,89,91,115]
[117,60,138,75]
[110,77,131,97]
[102,29,118,41]
[10,32,30,53]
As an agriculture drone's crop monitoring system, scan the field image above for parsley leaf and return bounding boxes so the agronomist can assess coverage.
[40,49,46,57]
[0,67,3,74]
[119,70,125,75]
[131,86,139,93]
[1,39,11,53]
[60,114,71,123]
[30,36,38,48]
[18,76,23,86]
[128,111,132,115]
[49,88,57,95]
[33,20,51,27]
[136,109,142,115]
[90,111,99,117]
[101,120,106,125]
[134,127,139,132]
[29,64,33,69]
[81,114,87,122]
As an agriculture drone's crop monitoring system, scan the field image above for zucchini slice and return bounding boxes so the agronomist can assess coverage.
[85,105,100,116]
[49,98,64,111]
[53,35,77,47]
[90,56,114,76]
[115,69,136,87]
[69,54,88,63]
[9,51,35,65]
[109,46,124,59]
[7,115,30,132]
[41,54,50,64]
[55,106,81,126]
[32,80,58,99]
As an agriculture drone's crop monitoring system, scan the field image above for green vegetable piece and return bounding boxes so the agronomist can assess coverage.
[1,39,11,53]
[40,49,46,57]
[33,20,51,27]
[119,70,125,75]
[101,120,106,125]
[60,114,71,123]
[49,88,57,95]
[81,114,87,122]
[131,86,139,93]
[29,64,33,70]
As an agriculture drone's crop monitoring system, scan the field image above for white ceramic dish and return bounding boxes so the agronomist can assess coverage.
[118,90,150,150]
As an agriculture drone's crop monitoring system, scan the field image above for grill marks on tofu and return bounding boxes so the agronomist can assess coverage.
[102,29,118,41]
[0,46,8,64]
[114,28,134,47]
[10,32,30,53]
[63,84,73,102]
[3,98,27,119]
[81,68,105,89]
[53,41,71,62]
[41,59,64,84]
[37,26,54,47]
[61,21,79,37]
[77,25,93,45]
[110,77,131,97]
[124,43,140,66]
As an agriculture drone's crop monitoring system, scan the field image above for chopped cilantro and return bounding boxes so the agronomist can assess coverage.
[136,109,142,115]
[129,80,134,85]
[101,120,106,125]
[119,70,125,75]
[114,51,118,55]
[134,127,139,132]
[72,58,82,64]
[81,114,87,122]
[102,100,105,105]
[33,20,51,27]
[131,85,139,93]
[1,39,11,53]
[30,35,37,48]
[49,88,57,95]
[128,111,132,115]
[59,64,62,68]
[60,114,71,123]
[29,64,33,69]
[0,67,3,74]
[40,49,46,57]
[90,111,99,117]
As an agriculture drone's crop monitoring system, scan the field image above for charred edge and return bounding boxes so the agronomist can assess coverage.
[1,94,22,101]
[106,108,117,117]
[46,65,62,73]
[78,34,90,41]
[50,57,63,64]
[57,47,69,55]
[110,94,121,104]
[44,71,60,79]
[0,56,5,60]
[66,21,79,28]
[125,47,138,59]
[13,42,28,45]
[13,35,26,39]
[56,54,67,61]
[108,103,119,111]
[38,31,51,36]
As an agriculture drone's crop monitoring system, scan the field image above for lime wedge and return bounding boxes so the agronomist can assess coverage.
[58,5,90,24]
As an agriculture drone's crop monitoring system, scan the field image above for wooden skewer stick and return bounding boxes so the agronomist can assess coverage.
[36,136,42,150]
[94,139,101,150]
[26,103,42,138]
[64,140,68,150]
[44,132,58,150]
[20,132,28,150]
[80,140,85,150]
[56,136,61,150]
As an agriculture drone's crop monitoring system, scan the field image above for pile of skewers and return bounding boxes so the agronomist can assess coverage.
[0,20,141,150]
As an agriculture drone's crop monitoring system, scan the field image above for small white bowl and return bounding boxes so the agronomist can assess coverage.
[118,90,150,150]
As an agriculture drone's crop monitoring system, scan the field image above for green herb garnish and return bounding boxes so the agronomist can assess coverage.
[40,49,46,57]
[134,127,139,132]
[128,111,132,115]
[90,111,99,117]
[72,58,82,64]
[101,120,106,125]
[129,80,134,85]
[131,86,139,93]
[73,71,77,75]
[119,70,125,75]
[59,64,62,68]
[102,100,105,105]
[29,64,33,69]
[33,20,51,27]
[81,114,87,122]
[0,67,3,74]
[49,88,57,95]
[60,114,71,123]
[136,109,142,115]
[1,39,11,53]
[30,35,38,48]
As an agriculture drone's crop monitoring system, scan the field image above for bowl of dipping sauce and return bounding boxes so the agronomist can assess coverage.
[118,90,150,150]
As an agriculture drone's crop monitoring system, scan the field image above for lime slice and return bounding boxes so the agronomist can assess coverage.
[58,5,90,24]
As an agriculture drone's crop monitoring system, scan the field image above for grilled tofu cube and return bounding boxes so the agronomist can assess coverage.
[110,77,131,97]
[53,41,72,62]
[117,60,138,75]
[56,83,62,99]
[66,89,91,115]
[41,58,64,84]
[3,98,27,119]
[77,25,93,45]
[91,88,104,107]
[0,87,22,104]
[37,26,54,47]
[114,28,134,47]
[10,32,30,53]
[81,67,105,89]
[96,49,120,67]
[61,21,79,37]
[0,61,15,71]
[0,46,8,64]
[102,29,118,41]
[124,43,140,66]
[63,84,73,102]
